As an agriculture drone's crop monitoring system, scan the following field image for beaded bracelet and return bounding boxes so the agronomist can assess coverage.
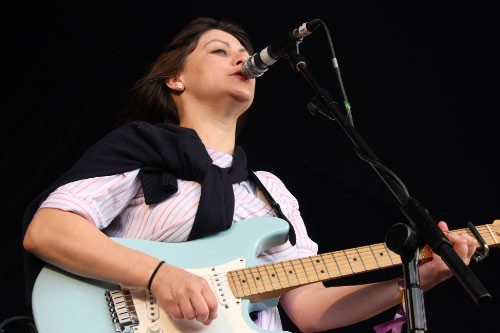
[148,260,165,291]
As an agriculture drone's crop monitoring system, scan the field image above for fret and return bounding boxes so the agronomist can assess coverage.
[323,252,342,277]
[242,268,258,295]
[332,250,353,276]
[293,259,310,284]
[227,271,242,298]
[318,253,336,278]
[480,227,494,243]
[367,245,382,269]
[343,250,356,275]
[313,254,333,280]
[332,251,352,276]
[343,248,365,273]
[298,257,314,282]
[280,261,301,287]
[249,267,266,293]
[229,269,251,297]
[370,243,396,268]
[356,246,378,271]
[355,247,368,271]
[275,262,292,288]
[306,255,330,282]
[255,266,271,292]
[485,224,499,244]
[263,263,284,290]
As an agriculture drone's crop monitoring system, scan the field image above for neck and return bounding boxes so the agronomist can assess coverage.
[180,118,237,155]
[178,104,243,155]
[198,127,236,155]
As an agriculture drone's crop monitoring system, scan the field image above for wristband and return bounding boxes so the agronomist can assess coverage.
[148,260,165,291]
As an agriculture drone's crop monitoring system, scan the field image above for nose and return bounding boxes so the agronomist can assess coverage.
[234,52,249,66]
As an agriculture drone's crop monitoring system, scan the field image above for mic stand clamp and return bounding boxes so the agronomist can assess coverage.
[386,223,427,332]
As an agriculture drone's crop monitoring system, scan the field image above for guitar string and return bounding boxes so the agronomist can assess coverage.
[137,226,497,298]
[227,226,495,296]
[189,226,495,297]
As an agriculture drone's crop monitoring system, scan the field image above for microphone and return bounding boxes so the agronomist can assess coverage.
[241,19,321,79]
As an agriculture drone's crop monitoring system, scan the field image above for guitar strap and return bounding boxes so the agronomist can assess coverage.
[248,169,296,245]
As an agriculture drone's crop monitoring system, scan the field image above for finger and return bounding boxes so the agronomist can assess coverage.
[166,302,184,320]
[452,235,478,264]
[455,237,470,258]
[190,294,210,322]
[437,221,449,232]
[466,235,478,258]
[439,222,475,258]
[202,287,219,322]
[177,295,197,320]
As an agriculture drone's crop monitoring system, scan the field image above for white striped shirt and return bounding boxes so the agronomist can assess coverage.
[40,147,318,331]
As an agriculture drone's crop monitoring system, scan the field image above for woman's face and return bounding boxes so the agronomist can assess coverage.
[178,29,256,109]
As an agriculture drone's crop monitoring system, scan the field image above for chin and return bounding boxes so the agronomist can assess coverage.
[232,91,254,105]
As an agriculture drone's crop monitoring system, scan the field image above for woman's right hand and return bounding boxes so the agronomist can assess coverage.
[150,263,219,325]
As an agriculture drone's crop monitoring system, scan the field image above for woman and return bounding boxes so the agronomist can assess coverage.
[23,17,477,332]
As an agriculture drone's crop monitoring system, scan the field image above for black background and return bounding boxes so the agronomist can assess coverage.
[2,1,498,332]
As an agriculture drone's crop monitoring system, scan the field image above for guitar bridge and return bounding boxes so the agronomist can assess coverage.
[105,288,141,333]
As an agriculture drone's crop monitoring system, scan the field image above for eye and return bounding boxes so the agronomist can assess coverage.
[211,48,227,55]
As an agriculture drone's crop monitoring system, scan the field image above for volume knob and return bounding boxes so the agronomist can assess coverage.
[148,322,162,333]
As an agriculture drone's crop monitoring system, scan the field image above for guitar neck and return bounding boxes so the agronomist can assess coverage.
[228,220,500,302]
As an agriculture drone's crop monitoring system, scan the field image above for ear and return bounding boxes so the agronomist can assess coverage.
[166,77,185,91]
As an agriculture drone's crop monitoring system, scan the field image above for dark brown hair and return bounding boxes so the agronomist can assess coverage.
[126,17,254,125]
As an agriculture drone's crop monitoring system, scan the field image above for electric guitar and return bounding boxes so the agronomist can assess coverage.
[32,217,499,333]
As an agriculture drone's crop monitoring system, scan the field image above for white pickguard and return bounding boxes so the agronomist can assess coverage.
[108,258,265,333]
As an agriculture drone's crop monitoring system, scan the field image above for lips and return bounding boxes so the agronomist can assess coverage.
[231,71,249,81]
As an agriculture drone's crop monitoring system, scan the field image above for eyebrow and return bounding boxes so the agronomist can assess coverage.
[204,39,247,53]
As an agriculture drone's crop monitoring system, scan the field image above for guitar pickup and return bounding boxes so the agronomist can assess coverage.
[144,289,160,321]
[209,260,245,307]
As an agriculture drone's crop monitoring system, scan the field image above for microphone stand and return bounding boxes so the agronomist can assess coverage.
[281,46,492,332]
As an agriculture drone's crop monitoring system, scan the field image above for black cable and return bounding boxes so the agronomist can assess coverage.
[0,316,37,333]
[316,19,411,199]
[318,19,354,125]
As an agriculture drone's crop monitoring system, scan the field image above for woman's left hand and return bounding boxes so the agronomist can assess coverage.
[418,221,478,291]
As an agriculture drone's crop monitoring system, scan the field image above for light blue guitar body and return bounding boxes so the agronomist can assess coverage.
[32,217,292,333]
